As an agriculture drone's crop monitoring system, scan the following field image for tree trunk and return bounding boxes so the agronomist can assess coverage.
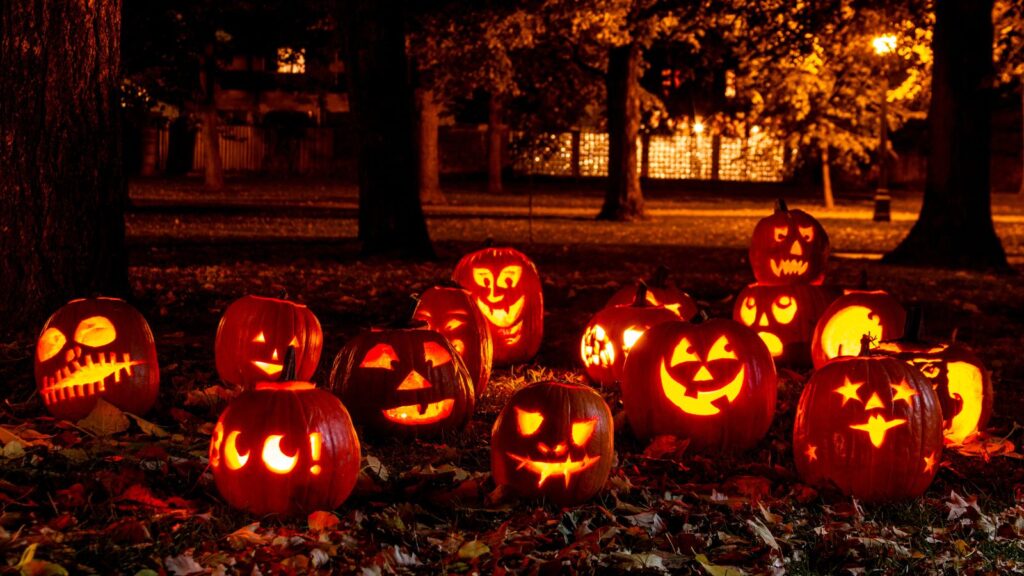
[487,93,504,194]
[821,144,835,209]
[416,87,446,205]
[599,43,644,221]
[199,44,224,191]
[1019,77,1024,195]
[140,125,160,177]
[344,0,434,258]
[0,0,129,331]
[884,0,1008,269]
[165,116,194,176]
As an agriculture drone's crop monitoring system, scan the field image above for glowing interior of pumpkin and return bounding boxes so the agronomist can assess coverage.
[471,265,525,343]
[581,324,615,368]
[211,423,324,475]
[910,351,986,444]
[820,305,884,360]
[506,407,601,488]
[738,294,797,358]
[659,336,744,416]
[833,377,915,447]
[248,332,300,376]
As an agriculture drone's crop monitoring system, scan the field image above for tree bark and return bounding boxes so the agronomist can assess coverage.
[416,87,446,205]
[821,144,835,209]
[140,125,160,177]
[344,0,434,258]
[0,0,129,331]
[599,43,645,221]
[884,0,1008,269]
[487,92,504,194]
[199,44,225,191]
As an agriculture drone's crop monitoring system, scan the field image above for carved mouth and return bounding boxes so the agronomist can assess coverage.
[476,296,525,329]
[506,453,601,488]
[41,352,142,405]
[252,360,283,376]
[660,360,744,416]
[382,399,455,425]
[757,331,784,357]
[769,258,808,277]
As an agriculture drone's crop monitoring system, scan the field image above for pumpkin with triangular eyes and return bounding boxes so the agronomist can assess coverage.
[811,290,906,369]
[34,297,160,421]
[491,381,614,505]
[733,283,836,368]
[749,199,830,285]
[621,319,777,452]
[329,325,475,437]
[413,285,493,397]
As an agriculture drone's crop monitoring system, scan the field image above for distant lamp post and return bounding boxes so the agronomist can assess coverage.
[872,34,897,222]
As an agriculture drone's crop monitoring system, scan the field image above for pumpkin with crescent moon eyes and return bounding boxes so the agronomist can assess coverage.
[413,285,493,398]
[811,290,906,369]
[749,199,830,285]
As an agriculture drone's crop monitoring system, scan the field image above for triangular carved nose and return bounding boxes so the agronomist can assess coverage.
[790,241,803,256]
[693,365,714,382]
[397,370,431,390]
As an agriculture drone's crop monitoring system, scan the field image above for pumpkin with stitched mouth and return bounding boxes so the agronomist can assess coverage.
[621,318,777,452]
[34,297,160,421]
[452,247,543,365]
[811,290,906,369]
[413,284,493,398]
[491,380,614,505]
[605,266,698,320]
[733,283,836,368]
[749,199,830,285]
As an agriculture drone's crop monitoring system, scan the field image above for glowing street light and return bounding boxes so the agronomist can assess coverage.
[872,35,897,56]
[871,34,896,223]
[693,120,705,135]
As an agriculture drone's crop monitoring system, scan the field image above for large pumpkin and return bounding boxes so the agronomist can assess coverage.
[215,295,323,389]
[491,381,614,506]
[621,319,777,452]
[749,199,830,285]
[413,285,493,397]
[582,284,681,386]
[35,297,159,421]
[452,247,543,365]
[793,339,944,501]
[811,290,906,369]
[605,267,698,320]
[733,283,836,368]
[329,324,475,437]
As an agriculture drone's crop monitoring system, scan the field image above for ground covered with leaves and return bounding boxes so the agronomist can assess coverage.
[2,179,1024,575]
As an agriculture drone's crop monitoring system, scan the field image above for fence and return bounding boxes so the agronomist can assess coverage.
[190,125,335,174]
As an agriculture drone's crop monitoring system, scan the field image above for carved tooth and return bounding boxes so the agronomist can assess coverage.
[114,368,121,383]
[98,380,106,392]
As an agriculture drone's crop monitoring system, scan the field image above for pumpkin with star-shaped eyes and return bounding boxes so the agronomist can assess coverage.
[329,323,475,437]
[605,267,698,320]
[749,199,830,285]
[621,319,777,452]
[582,283,681,386]
[491,380,614,505]
[793,337,943,501]
[215,295,323,389]
[413,285,493,397]
[34,297,160,421]
[733,283,836,368]
[452,247,543,365]
[810,290,906,369]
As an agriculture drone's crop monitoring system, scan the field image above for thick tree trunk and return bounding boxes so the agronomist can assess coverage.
[344,0,434,258]
[0,0,129,331]
[199,45,225,191]
[599,43,645,221]
[487,93,504,194]
[884,0,1008,269]
[140,125,160,177]
[821,144,835,209]
[416,87,446,205]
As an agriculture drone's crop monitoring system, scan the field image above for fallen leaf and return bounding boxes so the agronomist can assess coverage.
[126,413,169,437]
[747,518,780,551]
[165,553,204,576]
[695,553,746,576]
[308,510,340,532]
[77,399,130,436]
[457,540,490,560]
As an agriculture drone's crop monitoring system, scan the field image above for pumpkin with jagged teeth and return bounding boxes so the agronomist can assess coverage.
[749,199,829,286]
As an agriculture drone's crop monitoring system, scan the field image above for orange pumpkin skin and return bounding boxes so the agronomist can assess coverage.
[733,283,837,368]
[491,381,614,506]
[749,202,830,285]
[811,290,906,369]
[621,319,777,452]
[210,381,360,516]
[215,296,323,389]
[413,286,493,398]
[605,283,698,321]
[34,297,160,421]
[452,247,543,365]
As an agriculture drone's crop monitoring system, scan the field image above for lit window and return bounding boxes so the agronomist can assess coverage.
[277,47,306,74]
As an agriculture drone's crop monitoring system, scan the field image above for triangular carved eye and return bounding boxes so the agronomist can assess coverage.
[252,331,266,343]
[670,338,700,366]
[706,336,737,361]
[516,408,544,436]
[74,316,116,347]
[288,336,300,347]
[572,418,597,446]
[424,341,451,367]
[361,343,398,369]
[37,327,67,362]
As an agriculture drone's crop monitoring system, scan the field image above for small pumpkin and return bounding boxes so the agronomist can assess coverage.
[413,284,493,398]
[811,289,906,369]
[491,380,614,506]
[35,297,160,421]
[749,199,830,285]
[733,283,836,368]
[605,266,698,320]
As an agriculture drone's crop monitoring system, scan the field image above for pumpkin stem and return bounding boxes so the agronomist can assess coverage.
[902,304,924,342]
[774,198,789,213]
[951,327,959,343]
[650,265,671,289]
[395,295,425,328]
[632,281,650,307]
[280,345,297,381]
[692,309,710,324]
[858,334,875,357]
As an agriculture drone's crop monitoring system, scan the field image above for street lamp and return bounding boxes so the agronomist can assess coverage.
[872,34,897,222]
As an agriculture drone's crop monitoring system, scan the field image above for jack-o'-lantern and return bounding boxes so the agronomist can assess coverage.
[452,247,543,365]
[210,352,360,516]
[329,323,475,437]
[621,319,777,452]
[215,295,323,389]
[582,284,681,386]
[413,285,493,397]
[794,337,943,501]
[605,267,698,320]
[749,199,830,285]
[491,380,613,506]
[733,283,836,368]
[34,297,159,421]
[811,290,905,368]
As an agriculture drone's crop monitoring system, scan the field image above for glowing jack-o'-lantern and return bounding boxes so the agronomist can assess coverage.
[34,297,159,421]
[733,283,836,368]
[581,283,681,386]
[215,295,323,389]
[811,290,905,369]
[749,199,830,285]
[793,337,943,502]
[621,319,777,452]
[452,247,543,365]
[413,285,493,398]
[491,380,614,505]
[605,267,698,320]
[329,323,475,437]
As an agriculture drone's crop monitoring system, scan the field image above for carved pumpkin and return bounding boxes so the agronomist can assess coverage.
[793,337,943,501]
[811,290,906,369]
[749,199,830,285]
[582,284,681,386]
[491,380,614,506]
[605,267,698,320]
[215,295,323,389]
[452,247,543,365]
[34,297,159,421]
[329,324,475,437]
[621,319,777,452]
[413,285,493,398]
[733,283,836,368]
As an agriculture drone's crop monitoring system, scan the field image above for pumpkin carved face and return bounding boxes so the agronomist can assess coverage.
[453,247,543,365]
[34,298,159,421]
[413,286,493,398]
[734,283,836,367]
[491,381,613,505]
[749,201,829,285]
[811,290,905,369]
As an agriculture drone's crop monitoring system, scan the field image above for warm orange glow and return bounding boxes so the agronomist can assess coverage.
[571,418,597,446]
[889,380,919,405]
[262,435,298,474]
[863,392,885,411]
[833,377,863,406]
[805,444,818,461]
[507,453,601,488]
[254,381,315,391]
[757,331,784,357]
[771,295,797,324]
[516,408,544,436]
[252,360,283,376]
[660,359,744,416]
[739,297,757,326]
[581,324,614,368]
[497,266,523,288]
[74,316,117,347]
[210,423,224,468]
[381,399,455,425]
[798,226,815,243]
[706,336,737,361]
[670,338,699,365]
[820,306,883,360]
[396,370,431,391]
[945,361,985,444]
[360,344,399,369]
[872,34,897,55]
[476,296,525,329]
[923,451,937,474]
[622,327,645,352]
[288,336,299,347]
[773,226,788,242]
[789,240,803,256]
[37,327,67,362]
[444,319,465,331]
[769,257,809,278]
[423,341,452,367]
[309,433,322,475]
[225,430,250,470]
[849,414,906,447]
[692,120,705,134]
[39,351,143,406]
[253,331,266,343]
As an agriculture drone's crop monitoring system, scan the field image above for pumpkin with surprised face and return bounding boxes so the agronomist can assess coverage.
[749,199,829,285]
[733,283,836,368]
[413,285,493,397]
